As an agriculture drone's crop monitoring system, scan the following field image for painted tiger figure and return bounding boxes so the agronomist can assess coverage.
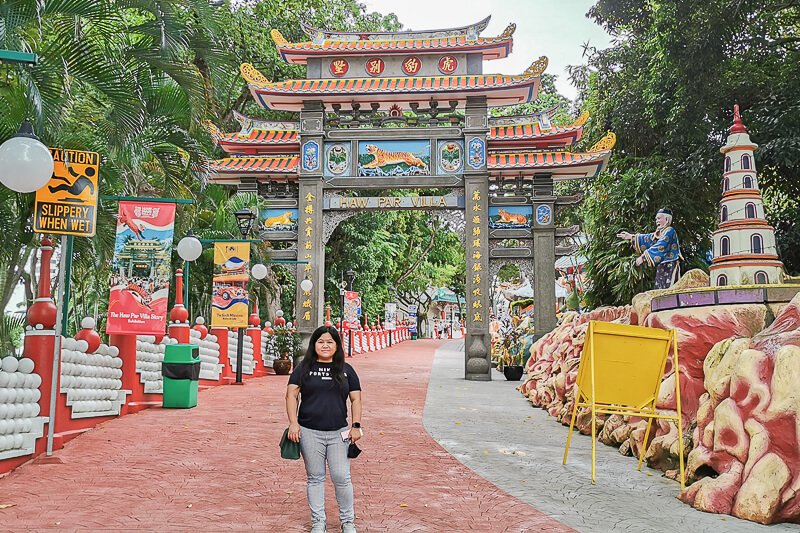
[263,211,294,228]
[497,209,528,225]
[363,144,429,170]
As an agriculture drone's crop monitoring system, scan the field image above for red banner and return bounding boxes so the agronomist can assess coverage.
[343,291,360,330]
[106,201,176,335]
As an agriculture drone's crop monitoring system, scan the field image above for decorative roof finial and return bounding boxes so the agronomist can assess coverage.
[731,104,747,134]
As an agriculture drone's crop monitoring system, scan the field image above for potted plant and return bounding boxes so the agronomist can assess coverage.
[272,325,300,375]
[498,329,525,381]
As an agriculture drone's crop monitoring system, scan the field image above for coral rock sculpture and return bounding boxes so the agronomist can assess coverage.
[679,293,800,524]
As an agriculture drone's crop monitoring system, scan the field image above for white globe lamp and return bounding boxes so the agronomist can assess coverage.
[0,120,55,193]
[252,263,268,280]
[177,229,203,261]
[300,278,313,292]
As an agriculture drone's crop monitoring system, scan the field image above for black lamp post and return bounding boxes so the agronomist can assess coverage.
[233,208,256,384]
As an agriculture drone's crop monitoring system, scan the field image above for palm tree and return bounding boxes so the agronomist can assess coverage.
[0,0,228,327]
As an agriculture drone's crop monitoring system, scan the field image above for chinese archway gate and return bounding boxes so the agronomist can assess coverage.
[204,16,615,380]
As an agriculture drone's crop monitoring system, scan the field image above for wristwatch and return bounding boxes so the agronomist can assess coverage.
[352,422,361,429]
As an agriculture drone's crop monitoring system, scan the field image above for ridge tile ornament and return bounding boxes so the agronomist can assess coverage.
[302,141,320,172]
[468,138,486,169]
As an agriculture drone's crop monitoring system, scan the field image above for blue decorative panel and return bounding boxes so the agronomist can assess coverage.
[301,141,319,172]
[437,140,464,174]
[536,205,552,225]
[467,138,485,169]
[324,142,350,177]
[357,140,431,177]
[261,209,299,232]
[489,206,532,229]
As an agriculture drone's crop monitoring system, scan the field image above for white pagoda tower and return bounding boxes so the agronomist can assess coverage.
[710,105,784,286]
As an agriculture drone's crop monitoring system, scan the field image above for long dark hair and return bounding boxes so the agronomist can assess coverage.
[298,326,346,387]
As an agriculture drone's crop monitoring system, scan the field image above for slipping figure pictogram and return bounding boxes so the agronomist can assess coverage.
[48,166,96,202]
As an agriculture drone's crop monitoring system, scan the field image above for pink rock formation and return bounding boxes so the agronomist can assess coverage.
[679,294,800,524]
[519,274,800,524]
[644,304,768,419]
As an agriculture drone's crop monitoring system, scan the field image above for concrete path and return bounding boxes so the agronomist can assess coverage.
[424,341,795,533]
[0,339,569,532]
[0,339,793,532]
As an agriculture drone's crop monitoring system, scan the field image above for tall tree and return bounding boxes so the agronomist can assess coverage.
[570,0,800,306]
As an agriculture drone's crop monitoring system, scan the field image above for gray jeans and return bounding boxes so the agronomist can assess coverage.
[299,425,354,523]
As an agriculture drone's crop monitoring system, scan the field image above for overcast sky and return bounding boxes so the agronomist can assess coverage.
[361,0,612,100]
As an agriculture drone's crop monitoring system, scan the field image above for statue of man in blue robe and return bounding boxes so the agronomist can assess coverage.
[617,208,682,289]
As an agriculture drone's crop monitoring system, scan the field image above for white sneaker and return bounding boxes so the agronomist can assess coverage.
[341,522,356,533]
[311,521,326,533]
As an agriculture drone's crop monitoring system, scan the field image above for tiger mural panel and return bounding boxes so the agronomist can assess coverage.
[357,140,431,177]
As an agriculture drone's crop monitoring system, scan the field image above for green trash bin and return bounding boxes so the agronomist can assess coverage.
[162,344,200,408]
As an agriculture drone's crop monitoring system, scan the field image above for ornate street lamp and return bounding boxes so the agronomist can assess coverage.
[234,208,256,238]
[0,119,54,193]
[232,207,256,384]
[345,270,356,290]
[176,229,203,313]
[0,51,54,193]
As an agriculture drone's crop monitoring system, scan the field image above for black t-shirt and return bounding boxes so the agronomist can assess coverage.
[288,362,361,431]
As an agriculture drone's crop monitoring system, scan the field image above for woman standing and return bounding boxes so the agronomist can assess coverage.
[286,326,362,533]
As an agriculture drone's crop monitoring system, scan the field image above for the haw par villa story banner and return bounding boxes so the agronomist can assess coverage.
[211,242,250,328]
[107,201,176,335]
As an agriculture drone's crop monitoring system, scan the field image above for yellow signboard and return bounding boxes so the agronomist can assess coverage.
[34,148,99,236]
[562,321,685,490]
[211,242,250,328]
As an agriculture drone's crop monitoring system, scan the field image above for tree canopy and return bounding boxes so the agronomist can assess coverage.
[569,0,800,306]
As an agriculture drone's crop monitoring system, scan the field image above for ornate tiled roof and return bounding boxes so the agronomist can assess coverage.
[208,156,298,182]
[204,113,300,154]
[271,24,515,63]
[300,16,492,41]
[488,132,615,180]
[488,111,589,150]
[487,104,561,126]
[241,57,547,112]
[232,110,298,133]
[272,24,516,65]
[217,129,298,145]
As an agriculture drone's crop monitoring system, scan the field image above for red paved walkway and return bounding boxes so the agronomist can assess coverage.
[0,339,573,532]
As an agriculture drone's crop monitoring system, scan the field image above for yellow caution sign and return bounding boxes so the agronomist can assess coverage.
[34,148,99,236]
[563,321,685,490]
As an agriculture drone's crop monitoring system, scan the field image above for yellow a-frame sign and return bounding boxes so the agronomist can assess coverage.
[563,321,685,490]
